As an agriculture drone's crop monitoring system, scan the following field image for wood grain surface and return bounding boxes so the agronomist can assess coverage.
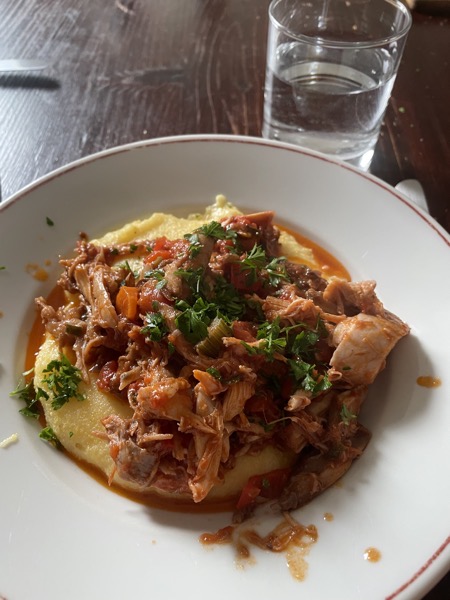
[0,1,449,597]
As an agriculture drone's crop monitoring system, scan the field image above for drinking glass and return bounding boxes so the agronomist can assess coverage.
[262,0,412,170]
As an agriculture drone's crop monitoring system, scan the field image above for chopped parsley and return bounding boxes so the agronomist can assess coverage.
[265,256,290,287]
[290,329,320,361]
[184,233,203,257]
[195,221,236,240]
[184,221,236,257]
[288,358,331,395]
[240,316,331,396]
[174,267,204,295]
[141,312,168,342]
[240,244,267,284]
[256,317,287,359]
[46,217,55,227]
[41,355,85,410]
[175,297,214,344]
[39,427,62,449]
[10,375,48,418]
[211,276,247,320]
[144,269,166,290]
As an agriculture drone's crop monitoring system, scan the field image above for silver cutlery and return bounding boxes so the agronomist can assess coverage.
[0,59,48,73]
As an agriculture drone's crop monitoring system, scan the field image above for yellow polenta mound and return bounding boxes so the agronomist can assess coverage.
[35,336,295,502]
[34,196,317,504]
[35,334,295,500]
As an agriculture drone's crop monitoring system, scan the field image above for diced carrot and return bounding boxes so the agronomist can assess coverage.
[116,286,139,320]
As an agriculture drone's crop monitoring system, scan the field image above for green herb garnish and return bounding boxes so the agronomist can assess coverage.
[141,312,168,342]
[174,267,204,295]
[175,297,214,344]
[41,355,85,410]
[184,232,203,257]
[195,221,235,240]
[288,358,332,396]
[39,427,62,449]
[240,244,266,284]
[256,317,287,360]
[10,375,48,418]
[144,269,167,290]
[265,256,290,287]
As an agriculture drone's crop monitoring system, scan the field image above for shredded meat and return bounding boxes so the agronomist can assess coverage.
[37,207,409,513]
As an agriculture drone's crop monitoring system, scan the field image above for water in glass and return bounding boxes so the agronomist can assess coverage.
[262,42,397,168]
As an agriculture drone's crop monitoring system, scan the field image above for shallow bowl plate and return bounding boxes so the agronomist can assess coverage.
[0,135,449,600]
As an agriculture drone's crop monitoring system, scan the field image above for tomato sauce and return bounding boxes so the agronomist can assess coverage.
[24,224,348,515]
[280,225,351,281]
[200,513,318,581]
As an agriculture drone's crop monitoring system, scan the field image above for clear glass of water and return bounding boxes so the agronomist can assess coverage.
[262,0,412,170]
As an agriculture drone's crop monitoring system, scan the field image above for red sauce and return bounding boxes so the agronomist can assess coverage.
[280,225,351,281]
[25,225,348,514]
[200,514,318,580]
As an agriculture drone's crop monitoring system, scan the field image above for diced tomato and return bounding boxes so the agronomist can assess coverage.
[228,263,262,293]
[144,236,173,265]
[116,285,139,320]
[138,279,169,312]
[236,468,291,510]
[236,480,261,510]
[97,360,118,393]
[153,237,169,251]
[144,249,172,265]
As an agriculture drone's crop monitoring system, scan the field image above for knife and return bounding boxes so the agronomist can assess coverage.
[0,59,48,73]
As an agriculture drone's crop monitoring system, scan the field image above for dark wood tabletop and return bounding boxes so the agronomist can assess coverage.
[0,0,448,597]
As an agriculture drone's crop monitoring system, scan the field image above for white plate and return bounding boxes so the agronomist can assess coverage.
[0,135,449,600]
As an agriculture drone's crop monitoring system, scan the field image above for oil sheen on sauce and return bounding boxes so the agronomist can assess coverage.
[25,224,348,515]
[200,513,318,581]
[364,547,381,563]
[26,262,49,282]
[280,225,350,281]
[416,376,441,388]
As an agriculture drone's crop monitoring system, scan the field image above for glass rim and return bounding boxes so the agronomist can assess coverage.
[268,0,412,49]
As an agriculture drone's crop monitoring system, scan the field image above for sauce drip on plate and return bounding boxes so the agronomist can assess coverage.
[364,547,381,563]
[416,376,441,388]
[200,513,318,581]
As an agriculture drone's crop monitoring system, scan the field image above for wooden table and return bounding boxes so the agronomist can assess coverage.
[0,1,448,597]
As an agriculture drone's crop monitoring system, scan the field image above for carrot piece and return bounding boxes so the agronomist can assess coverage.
[116,286,139,320]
